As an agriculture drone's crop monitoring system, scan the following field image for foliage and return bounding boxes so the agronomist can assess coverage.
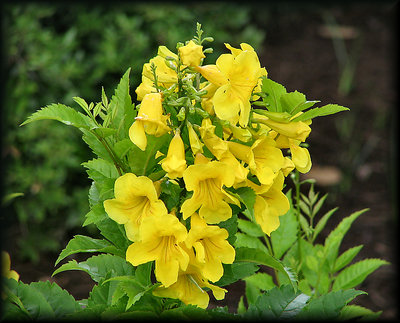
[1,24,388,320]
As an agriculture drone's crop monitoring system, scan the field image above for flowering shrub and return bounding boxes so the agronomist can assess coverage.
[1,24,388,320]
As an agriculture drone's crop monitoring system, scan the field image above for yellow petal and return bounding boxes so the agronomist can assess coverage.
[129,120,147,151]
[289,141,312,173]
[261,119,311,142]
[195,65,228,87]
[212,84,241,125]
[162,131,187,179]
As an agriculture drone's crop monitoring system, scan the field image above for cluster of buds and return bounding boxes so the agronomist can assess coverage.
[103,25,312,308]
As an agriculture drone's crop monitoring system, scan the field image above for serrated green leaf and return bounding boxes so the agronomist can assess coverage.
[280,91,306,114]
[261,78,287,112]
[235,247,297,290]
[234,232,269,253]
[108,68,133,139]
[245,285,309,319]
[332,258,389,291]
[113,139,134,159]
[333,245,363,273]
[324,209,368,270]
[4,279,80,320]
[237,218,264,237]
[291,104,349,122]
[53,254,135,283]
[298,289,366,320]
[81,128,114,163]
[290,100,320,116]
[55,235,122,265]
[244,272,276,291]
[312,207,338,242]
[339,304,382,320]
[92,126,117,138]
[235,186,256,220]
[215,262,258,287]
[82,158,119,182]
[128,133,171,176]
[21,103,96,128]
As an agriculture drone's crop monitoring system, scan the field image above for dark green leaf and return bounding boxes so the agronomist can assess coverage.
[298,289,366,320]
[245,285,309,319]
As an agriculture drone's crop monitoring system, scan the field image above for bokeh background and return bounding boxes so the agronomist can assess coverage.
[1,1,397,320]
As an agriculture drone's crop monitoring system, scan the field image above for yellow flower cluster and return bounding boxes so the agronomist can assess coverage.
[104,39,313,308]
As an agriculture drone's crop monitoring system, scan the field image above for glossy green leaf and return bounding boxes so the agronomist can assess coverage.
[55,235,122,265]
[237,218,264,238]
[53,254,135,283]
[245,285,309,319]
[235,247,297,290]
[4,279,80,320]
[298,289,366,320]
[21,103,95,128]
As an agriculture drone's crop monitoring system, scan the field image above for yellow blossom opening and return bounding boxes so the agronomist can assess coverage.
[181,160,238,224]
[126,213,189,287]
[129,92,171,151]
[185,214,235,282]
[103,173,168,241]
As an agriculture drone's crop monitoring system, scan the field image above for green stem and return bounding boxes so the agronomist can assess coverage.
[293,170,303,269]
[263,234,281,286]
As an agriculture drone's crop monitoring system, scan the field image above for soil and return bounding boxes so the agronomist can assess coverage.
[5,2,398,321]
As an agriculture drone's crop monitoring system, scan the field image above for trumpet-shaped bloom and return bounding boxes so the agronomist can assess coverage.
[162,131,187,179]
[181,159,239,224]
[228,137,285,186]
[185,214,235,282]
[196,43,266,127]
[178,40,205,67]
[153,247,227,309]
[129,93,171,151]
[187,123,204,155]
[126,213,189,287]
[2,251,19,281]
[199,119,248,185]
[248,172,290,235]
[260,118,311,142]
[103,173,168,241]
[270,130,312,174]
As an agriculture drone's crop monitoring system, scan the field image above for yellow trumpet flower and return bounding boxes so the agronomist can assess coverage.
[161,130,187,179]
[185,214,235,282]
[126,212,189,287]
[195,43,266,127]
[181,158,239,224]
[153,247,227,309]
[129,92,171,151]
[103,173,168,242]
